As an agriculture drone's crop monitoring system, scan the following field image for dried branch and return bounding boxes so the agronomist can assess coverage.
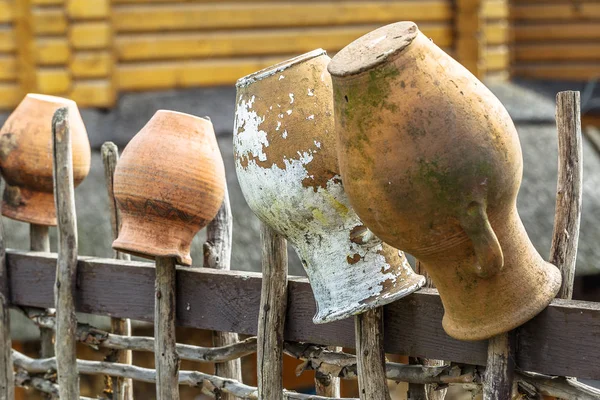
[14,370,95,400]
[51,106,80,398]
[12,350,356,400]
[101,141,133,400]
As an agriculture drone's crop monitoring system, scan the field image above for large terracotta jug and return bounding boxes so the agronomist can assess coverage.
[0,94,91,226]
[112,110,225,265]
[328,22,561,340]
[234,49,425,324]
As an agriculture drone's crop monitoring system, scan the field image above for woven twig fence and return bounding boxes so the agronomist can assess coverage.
[0,92,599,400]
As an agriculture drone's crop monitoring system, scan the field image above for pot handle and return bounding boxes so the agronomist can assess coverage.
[460,201,504,278]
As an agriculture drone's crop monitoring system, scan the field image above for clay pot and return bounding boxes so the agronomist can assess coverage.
[234,49,425,324]
[0,94,91,226]
[328,22,561,340]
[112,110,225,266]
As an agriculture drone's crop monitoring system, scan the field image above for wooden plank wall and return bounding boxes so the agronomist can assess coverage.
[512,0,600,80]
[0,0,508,110]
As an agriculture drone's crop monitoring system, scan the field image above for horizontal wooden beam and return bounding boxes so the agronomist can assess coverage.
[515,43,600,62]
[112,1,453,32]
[4,250,600,381]
[513,3,600,20]
[513,62,600,80]
[515,22,600,42]
[0,27,15,53]
[115,24,453,61]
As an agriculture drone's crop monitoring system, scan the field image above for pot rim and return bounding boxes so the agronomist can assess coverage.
[154,109,212,124]
[236,48,327,88]
[328,21,419,78]
[25,93,76,105]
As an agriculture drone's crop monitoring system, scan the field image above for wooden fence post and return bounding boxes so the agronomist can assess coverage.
[101,142,133,400]
[483,91,583,399]
[355,308,390,400]
[154,256,180,400]
[408,261,447,400]
[203,187,243,400]
[0,185,14,400]
[52,107,80,399]
[315,347,341,397]
[456,0,485,79]
[257,224,288,400]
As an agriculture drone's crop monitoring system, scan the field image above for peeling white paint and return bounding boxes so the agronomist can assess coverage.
[286,110,292,115]
[307,115,315,120]
[234,91,424,323]
[289,93,294,104]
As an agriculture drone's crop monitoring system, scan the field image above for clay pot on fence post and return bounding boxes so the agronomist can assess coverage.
[112,110,226,399]
[328,21,561,341]
[234,49,425,325]
[0,94,91,226]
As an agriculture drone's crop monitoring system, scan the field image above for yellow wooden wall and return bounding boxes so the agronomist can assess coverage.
[512,0,600,80]
[1,0,508,110]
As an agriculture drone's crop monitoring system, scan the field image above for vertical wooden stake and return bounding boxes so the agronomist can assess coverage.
[154,256,179,400]
[257,224,288,400]
[550,91,582,300]
[30,224,56,364]
[315,347,341,397]
[52,107,80,399]
[203,188,243,400]
[0,190,14,400]
[101,142,133,400]
[408,261,447,400]
[484,91,583,400]
[355,308,391,400]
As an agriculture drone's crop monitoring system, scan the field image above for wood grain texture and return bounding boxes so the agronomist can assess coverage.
[355,308,390,400]
[154,256,180,400]
[456,0,484,77]
[51,107,80,399]
[483,332,515,400]
[408,261,447,400]
[315,346,341,397]
[203,189,243,400]
[101,142,133,400]
[5,251,600,380]
[551,91,582,301]
[0,205,13,400]
[30,223,55,374]
[258,224,288,400]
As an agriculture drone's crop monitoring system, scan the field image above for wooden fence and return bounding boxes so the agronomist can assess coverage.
[0,0,513,110]
[512,0,600,80]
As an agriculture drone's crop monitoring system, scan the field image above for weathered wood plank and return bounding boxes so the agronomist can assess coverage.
[515,43,600,62]
[513,63,600,80]
[0,27,15,53]
[514,22,600,42]
[513,3,600,20]
[52,107,80,399]
[68,79,115,108]
[0,190,13,400]
[0,83,21,109]
[4,251,600,380]
[70,22,112,50]
[355,308,390,400]
[34,38,71,66]
[113,1,452,32]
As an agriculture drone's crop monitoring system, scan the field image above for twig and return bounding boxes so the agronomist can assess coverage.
[14,370,95,400]
[23,308,257,363]
[203,188,243,400]
[154,256,180,400]
[101,142,133,400]
[0,186,13,400]
[12,350,356,400]
[52,107,80,399]
[315,347,341,397]
[355,308,390,399]
[550,91,582,300]
[30,224,55,368]
[516,372,600,400]
[258,224,288,400]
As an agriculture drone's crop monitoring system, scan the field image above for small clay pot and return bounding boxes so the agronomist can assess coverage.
[0,94,91,226]
[328,22,561,340]
[234,49,425,324]
[112,110,225,266]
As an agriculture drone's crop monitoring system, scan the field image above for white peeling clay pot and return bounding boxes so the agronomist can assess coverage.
[234,49,425,323]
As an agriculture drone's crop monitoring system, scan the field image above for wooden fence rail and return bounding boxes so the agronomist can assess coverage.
[4,250,600,382]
